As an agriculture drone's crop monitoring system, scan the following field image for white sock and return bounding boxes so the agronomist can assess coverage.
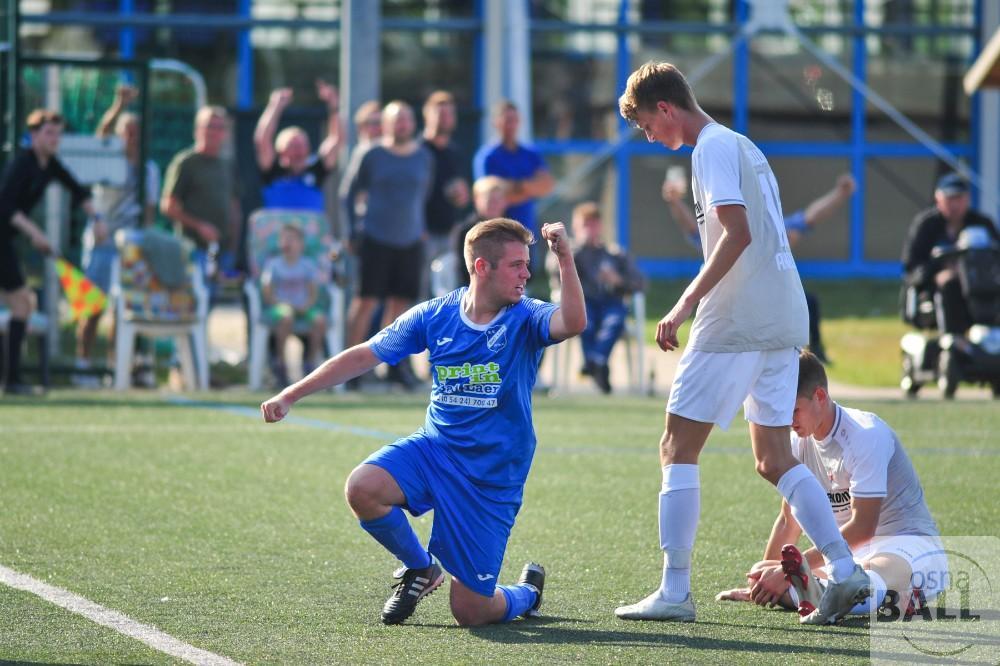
[658,464,700,604]
[776,464,855,583]
[849,569,886,614]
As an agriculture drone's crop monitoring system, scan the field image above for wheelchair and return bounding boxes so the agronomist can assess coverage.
[900,227,1000,399]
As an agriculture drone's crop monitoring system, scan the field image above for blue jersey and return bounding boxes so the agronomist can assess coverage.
[473,141,547,234]
[369,288,559,488]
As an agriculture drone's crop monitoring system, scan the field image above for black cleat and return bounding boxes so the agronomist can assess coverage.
[381,559,444,625]
[517,562,545,617]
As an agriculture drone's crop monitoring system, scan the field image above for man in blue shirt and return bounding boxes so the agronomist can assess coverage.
[254,80,342,212]
[473,101,554,270]
[261,217,586,626]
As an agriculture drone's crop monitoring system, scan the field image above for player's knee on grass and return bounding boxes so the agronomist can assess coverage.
[449,579,504,627]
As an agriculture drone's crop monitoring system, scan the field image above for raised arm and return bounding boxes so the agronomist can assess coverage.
[803,173,855,229]
[254,87,293,172]
[316,78,343,171]
[261,343,382,422]
[96,84,138,138]
[543,222,587,340]
[661,178,699,239]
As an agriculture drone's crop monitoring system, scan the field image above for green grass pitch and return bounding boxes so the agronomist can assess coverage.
[1,391,997,664]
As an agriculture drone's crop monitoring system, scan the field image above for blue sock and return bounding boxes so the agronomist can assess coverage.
[499,584,538,622]
[359,507,431,570]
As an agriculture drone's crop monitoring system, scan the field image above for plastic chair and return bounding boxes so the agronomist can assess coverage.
[110,229,209,391]
[243,208,345,391]
[430,252,459,298]
[548,291,647,394]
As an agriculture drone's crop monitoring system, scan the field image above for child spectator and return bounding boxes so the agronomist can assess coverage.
[261,224,327,386]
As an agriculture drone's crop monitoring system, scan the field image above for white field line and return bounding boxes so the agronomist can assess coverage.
[2,424,266,433]
[0,564,241,666]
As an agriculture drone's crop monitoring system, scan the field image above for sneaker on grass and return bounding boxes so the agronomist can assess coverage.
[381,558,445,625]
[801,564,870,625]
[615,592,696,622]
[517,562,545,617]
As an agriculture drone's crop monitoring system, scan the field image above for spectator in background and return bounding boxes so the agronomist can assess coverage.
[254,79,342,212]
[0,109,96,395]
[901,173,1000,336]
[473,100,553,270]
[261,224,328,387]
[342,101,381,245]
[75,85,161,387]
[340,100,433,390]
[160,105,241,290]
[421,90,470,298]
[353,100,383,148]
[550,201,645,393]
[663,171,855,364]
[451,176,510,289]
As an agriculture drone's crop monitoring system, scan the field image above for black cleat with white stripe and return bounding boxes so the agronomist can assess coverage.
[517,562,545,617]
[381,558,445,625]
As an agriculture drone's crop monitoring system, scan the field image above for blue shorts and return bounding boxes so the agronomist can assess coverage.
[83,244,117,294]
[364,431,522,597]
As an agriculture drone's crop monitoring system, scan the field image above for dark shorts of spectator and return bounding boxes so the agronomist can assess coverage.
[0,239,26,291]
[358,236,424,301]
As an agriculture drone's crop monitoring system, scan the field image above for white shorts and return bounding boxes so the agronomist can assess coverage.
[666,347,799,430]
[819,535,949,601]
[858,535,949,601]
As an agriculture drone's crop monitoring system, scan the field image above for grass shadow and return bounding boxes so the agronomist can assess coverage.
[466,617,870,658]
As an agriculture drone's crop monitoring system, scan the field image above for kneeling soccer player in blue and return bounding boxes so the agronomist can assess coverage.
[261,217,586,626]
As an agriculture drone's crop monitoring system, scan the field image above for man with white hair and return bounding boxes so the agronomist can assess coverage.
[161,104,241,281]
[254,80,342,212]
[75,84,161,386]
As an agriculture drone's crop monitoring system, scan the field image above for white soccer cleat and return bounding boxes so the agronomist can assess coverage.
[801,564,870,625]
[615,591,696,622]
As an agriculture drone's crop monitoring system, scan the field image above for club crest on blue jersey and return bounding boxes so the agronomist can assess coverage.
[486,324,507,352]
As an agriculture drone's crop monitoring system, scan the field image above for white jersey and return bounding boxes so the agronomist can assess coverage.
[791,403,939,538]
[689,123,808,352]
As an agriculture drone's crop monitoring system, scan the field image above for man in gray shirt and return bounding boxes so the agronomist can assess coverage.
[716,350,946,623]
[340,100,433,388]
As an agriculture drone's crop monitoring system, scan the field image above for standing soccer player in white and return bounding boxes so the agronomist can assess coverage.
[614,61,869,624]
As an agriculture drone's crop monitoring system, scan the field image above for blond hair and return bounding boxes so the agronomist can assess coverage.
[619,61,696,123]
[353,100,381,128]
[572,201,601,224]
[463,218,533,276]
[472,175,508,198]
[26,109,64,131]
[275,126,308,153]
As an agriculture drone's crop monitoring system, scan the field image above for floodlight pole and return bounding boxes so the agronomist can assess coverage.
[339,0,380,152]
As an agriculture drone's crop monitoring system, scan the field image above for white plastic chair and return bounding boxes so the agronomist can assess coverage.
[110,229,209,391]
[548,291,647,394]
[243,209,345,391]
[430,252,459,298]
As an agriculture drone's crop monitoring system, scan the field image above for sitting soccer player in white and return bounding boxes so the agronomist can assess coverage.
[716,350,948,621]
